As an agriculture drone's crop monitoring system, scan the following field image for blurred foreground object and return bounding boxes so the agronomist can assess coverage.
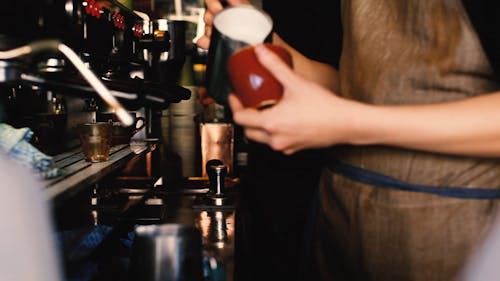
[0,153,63,281]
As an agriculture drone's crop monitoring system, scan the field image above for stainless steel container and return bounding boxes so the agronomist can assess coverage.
[129,223,204,281]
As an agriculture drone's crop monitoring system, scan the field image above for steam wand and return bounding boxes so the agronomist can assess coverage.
[0,39,134,126]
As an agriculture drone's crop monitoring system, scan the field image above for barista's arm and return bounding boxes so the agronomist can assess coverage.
[272,33,340,93]
[229,44,500,157]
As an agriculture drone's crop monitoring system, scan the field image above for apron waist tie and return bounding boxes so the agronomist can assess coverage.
[332,160,500,199]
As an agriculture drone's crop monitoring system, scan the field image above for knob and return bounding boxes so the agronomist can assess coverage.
[206,159,223,194]
[212,164,227,197]
[206,159,227,205]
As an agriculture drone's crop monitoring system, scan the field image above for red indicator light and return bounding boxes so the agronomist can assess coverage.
[112,13,125,30]
[84,0,102,19]
[133,23,143,38]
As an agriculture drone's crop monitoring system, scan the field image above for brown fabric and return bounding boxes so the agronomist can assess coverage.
[315,174,499,281]
[314,0,500,280]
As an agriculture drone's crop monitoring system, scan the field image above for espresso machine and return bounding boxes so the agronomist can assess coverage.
[0,1,238,280]
[0,0,192,154]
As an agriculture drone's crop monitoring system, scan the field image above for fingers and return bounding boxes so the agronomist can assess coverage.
[203,5,215,26]
[228,94,244,111]
[229,95,272,147]
[229,94,262,127]
[229,95,271,144]
[195,4,215,49]
[229,95,299,154]
[206,0,250,13]
[205,0,225,13]
[227,0,252,5]
[240,123,298,155]
[244,128,271,144]
[282,148,297,155]
[195,36,210,50]
[228,94,265,128]
[197,0,252,50]
[254,44,297,88]
[195,19,212,49]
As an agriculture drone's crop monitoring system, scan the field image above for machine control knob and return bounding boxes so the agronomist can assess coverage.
[206,159,228,205]
[212,164,227,197]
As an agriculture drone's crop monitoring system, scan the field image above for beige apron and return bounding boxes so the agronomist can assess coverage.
[314,0,500,280]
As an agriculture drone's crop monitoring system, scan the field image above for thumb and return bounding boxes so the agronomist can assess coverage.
[254,44,297,88]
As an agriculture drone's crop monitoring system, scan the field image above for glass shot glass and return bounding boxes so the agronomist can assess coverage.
[78,122,112,162]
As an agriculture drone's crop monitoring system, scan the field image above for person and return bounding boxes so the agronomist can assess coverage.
[217,0,500,281]
[197,1,342,281]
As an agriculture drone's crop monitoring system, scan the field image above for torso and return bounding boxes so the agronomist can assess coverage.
[314,1,500,280]
[333,0,500,188]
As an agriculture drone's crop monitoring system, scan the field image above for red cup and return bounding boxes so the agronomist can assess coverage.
[227,43,292,109]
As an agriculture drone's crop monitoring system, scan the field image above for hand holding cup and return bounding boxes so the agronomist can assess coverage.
[227,43,292,109]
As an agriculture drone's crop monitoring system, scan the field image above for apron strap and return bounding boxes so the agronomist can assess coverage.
[332,160,500,199]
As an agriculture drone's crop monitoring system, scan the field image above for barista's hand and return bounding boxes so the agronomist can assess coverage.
[196,0,251,49]
[228,44,368,155]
